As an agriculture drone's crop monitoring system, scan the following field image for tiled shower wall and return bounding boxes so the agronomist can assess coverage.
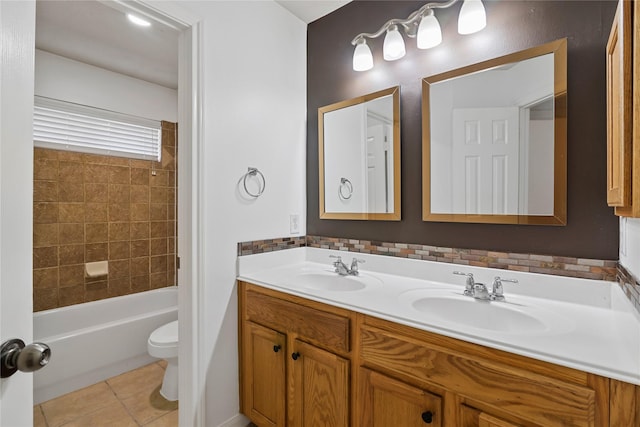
[33,121,177,311]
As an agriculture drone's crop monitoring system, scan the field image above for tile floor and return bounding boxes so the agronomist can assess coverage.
[34,361,178,427]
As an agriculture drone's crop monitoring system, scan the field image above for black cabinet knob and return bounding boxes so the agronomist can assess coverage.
[421,411,433,424]
[291,352,300,360]
[273,344,281,353]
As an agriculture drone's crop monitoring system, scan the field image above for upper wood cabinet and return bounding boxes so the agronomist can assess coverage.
[607,0,638,215]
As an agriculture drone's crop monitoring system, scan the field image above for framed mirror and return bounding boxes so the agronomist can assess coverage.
[319,86,401,220]
[422,39,567,225]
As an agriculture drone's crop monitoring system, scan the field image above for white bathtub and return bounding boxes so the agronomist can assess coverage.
[33,287,178,404]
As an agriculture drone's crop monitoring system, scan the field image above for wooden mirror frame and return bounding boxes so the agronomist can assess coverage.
[319,86,401,220]
[422,38,567,225]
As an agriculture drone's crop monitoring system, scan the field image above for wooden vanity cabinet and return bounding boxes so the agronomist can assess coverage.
[239,281,353,427]
[607,0,640,215]
[239,282,640,427]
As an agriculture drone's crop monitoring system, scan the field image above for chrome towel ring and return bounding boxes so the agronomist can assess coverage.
[339,177,353,200]
[243,167,266,198]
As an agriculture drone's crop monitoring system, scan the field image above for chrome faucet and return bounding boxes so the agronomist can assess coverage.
[453,271,476,297]
[491,276,519,301]
[330,256,365,276]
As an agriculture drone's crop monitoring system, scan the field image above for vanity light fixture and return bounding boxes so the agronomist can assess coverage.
[351,0,486,71]
[127,13,151,27]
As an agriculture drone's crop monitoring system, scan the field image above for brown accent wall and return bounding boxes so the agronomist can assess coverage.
[33,121,177,311]
[307,1,619,260]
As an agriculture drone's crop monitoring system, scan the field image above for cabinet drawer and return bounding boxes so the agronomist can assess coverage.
[360,325,596,427]
[245,289,350,353]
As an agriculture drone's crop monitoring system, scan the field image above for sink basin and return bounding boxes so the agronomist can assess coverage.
[399,289,572,335]
[287,271,382,292]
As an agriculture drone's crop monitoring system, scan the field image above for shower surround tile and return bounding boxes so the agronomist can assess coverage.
[32,120,177,311]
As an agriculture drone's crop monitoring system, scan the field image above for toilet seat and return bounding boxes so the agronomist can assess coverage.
[148,320,178,359]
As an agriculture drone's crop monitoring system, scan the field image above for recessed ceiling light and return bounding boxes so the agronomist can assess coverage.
[127,13,151,27]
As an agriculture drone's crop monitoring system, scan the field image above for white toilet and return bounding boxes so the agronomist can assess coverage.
[148,320,179,401]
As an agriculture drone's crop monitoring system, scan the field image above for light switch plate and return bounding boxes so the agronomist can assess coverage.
[290,214,300,234]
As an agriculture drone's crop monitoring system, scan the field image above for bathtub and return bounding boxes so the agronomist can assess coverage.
[33,287,178,404]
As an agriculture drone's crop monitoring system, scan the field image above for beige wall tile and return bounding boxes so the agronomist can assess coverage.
[34,268,58,289]
[59,203,85,223]
[109,184,130,204]
[84,163,110,183]
[35,147,58,160]
[83,153,111,164]
[130,159,151,169]
[34,202,58,224]
[109,259,130,279]
[109,203,131,222]
[86,281,108,302]
[131,239,150,258]
[131,185,150,203]
[150,170,168,187]
[59,183,85,203]
[109,156,130,166]
[34,159,58,180]
[168,237,175,254]
[109,222,130,241]
[85,242,108,262]
[167,269,176,287]
[167,171,176,187]
[85,223,108,243]
[131,275,150,293]
[59,244,84,265]
[151,221,167,238]
[131,222,150,240]
[57,151,83,162]
[85,203,108,222]
[109,277,131,297]
[150,187,167,204]
[34,288,58,312]
[109,165,130,184]
[109,242,131,261]
[34,223,59,247]
[131,168,150,185]
[58,161,84,183]
[59,223,84,244]
[34,181,58,202]
[150,203,168,221]
[150,272,167,289]
[131,257,149,276]
[34,246,58,269]
[167,204,176,220]
[131,203,149,221]
[59,264,84,287]
[59,284,85,307]
[150,238,167,256]
[85,183,108,203]
[150,255,167,274]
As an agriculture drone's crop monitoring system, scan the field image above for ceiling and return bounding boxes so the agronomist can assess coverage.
[35,1,349,91]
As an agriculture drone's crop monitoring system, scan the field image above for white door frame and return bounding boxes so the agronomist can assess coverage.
[104,1,207,425]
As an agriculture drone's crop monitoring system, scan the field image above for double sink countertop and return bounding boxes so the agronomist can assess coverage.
[237,247,640,386]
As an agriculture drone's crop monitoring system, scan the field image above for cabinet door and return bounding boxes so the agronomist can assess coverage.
[358,368,442,427]
[290,340,349,427]
[460,405,524,427]
[242,322,286,427]
[606,0,633,208]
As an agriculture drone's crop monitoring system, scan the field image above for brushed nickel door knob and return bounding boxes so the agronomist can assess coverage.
[1,338,51,378]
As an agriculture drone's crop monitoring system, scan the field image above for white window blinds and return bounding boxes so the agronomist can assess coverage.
[34,97,162,161]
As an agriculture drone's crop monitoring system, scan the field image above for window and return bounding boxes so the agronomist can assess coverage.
[34,97,162,161]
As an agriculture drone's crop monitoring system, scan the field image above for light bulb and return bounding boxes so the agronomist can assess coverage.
[458,0,486,35]
[352,39,373,71]
[417,11,442,49]
[383,25,406,61]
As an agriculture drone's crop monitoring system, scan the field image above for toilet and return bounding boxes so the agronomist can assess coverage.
[148,320,179,401]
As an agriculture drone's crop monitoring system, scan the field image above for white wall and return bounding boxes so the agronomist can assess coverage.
[174,2,307,426]
[620,217,640,279]
[35,49,177,122]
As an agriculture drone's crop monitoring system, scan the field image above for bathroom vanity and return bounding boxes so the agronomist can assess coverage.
[237,248,640,426]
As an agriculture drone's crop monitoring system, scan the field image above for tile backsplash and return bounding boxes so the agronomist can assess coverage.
[237,235,640,312]
[33,121,178,311]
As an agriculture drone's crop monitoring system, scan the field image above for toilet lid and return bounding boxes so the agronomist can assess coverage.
[149,320,178,347]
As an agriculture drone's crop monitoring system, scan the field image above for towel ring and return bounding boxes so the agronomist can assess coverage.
[243,167,266,198]
[339,178,353,200]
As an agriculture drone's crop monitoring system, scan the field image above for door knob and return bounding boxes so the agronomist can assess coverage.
[1,338,51,378]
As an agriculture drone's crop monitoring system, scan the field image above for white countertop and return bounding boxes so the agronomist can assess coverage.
[237,247,640,386]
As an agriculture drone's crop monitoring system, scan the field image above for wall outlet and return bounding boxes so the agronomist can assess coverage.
[290,214,300,234]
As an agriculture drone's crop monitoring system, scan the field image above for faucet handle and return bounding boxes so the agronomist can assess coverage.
[329,255,342,260]
[491,276,518,300]
[453,271,475,296]
[350,258,365,275]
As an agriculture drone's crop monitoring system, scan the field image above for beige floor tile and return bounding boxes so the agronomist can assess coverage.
[107,362,165,400]
[156,359,168,369]
[142,409,178,427]
[34,405,47,427]
[41,382,118,427]
[59,401,137,427]
[121,385,178,426]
